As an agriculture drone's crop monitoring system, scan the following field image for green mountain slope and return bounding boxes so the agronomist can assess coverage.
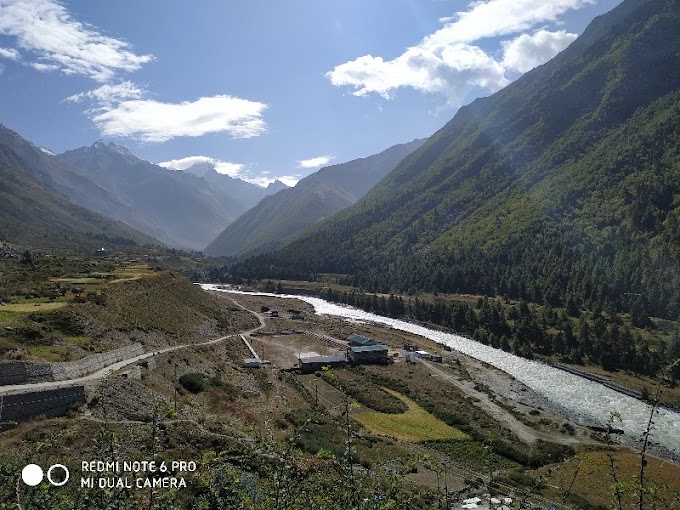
[229,0,680,321]
[0,145,159,251]
[204,139,425,257]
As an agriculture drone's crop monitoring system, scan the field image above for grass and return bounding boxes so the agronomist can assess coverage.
[352,388,468,442]
[64,335,91,347]
[321,368,408,414]
[0,310,16,324]
[298,374,350,411]
[1,302,68,312]
[27,345,71,362]
[49,277,106,284]
[536,450,680,509]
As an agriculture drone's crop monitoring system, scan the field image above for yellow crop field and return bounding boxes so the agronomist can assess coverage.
[353,388,468,442]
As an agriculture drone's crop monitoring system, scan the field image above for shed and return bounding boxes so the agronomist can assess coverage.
[299,354,347,374]
[243,358,261,368]
[348,344,389,365]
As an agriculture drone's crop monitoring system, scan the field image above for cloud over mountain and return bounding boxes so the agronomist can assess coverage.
[327,0,589,105]
[159,156,245,177]
[298,155,334,168]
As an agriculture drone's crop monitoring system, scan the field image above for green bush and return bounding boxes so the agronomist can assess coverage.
[179,372,208,393]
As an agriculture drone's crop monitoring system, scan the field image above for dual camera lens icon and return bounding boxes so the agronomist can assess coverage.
[22,464,69,487]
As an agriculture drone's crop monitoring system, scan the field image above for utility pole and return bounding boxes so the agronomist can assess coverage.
[444,462,449,509]
[174,364,178,411]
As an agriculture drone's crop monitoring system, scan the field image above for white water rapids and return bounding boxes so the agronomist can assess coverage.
[202,285,680,454]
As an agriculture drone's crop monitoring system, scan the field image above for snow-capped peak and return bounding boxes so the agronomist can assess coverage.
[92,140,144,161]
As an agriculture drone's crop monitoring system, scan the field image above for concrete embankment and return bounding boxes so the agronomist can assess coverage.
[0,386,86,424]
[0,344,144,386]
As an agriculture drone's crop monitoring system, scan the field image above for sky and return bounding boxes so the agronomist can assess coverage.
[0,0,623,187]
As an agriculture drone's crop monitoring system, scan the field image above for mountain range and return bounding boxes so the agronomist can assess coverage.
[205,138,425,257]
[228,0,680,322]
[0,125,286,251]
[56,142,283,250]
[0,144,158,252]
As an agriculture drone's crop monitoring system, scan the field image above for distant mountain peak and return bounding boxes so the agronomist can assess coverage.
[266,179,288,191]
[91,140,143,161]
[184,161,217,177]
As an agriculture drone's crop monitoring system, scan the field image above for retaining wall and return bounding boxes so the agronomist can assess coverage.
[0,343,144,385]
[0,386,86,423]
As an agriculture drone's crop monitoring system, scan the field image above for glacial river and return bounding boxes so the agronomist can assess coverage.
[202,285,680,454]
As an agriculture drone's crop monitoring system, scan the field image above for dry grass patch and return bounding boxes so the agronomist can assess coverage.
[49,277,105,284]
[538,450,680,508]
[1,302,68,312]
[353,388,468,442]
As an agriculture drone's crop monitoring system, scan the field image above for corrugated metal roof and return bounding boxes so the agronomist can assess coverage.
[349,344,388,353]
[346,333,376,345]
[300,355,347,364]
[299,352,321,359]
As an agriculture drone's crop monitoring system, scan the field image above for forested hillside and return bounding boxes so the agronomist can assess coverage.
[227,0,680,326]
[205,139,425,257]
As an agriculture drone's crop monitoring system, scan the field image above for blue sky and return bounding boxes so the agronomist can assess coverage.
[0,0,622,186]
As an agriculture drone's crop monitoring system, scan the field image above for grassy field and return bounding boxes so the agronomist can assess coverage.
[0,302,68,312]
[536,450,680,509]
[0,257,257,361]
[352,388,468,442]
[321,367,408,414]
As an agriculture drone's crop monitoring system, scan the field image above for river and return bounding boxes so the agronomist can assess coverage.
[202,285,680,455]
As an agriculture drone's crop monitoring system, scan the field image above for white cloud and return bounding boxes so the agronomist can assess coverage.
[0,46,20,60]
[159,156,298,188]
[328,44,508,104]
[89,95,268,143]
[30,62,59,72]
[274,175,300,187]
[160,156,296,188]
[298,155,334,168]
[502,30,577,73]
[0,0,153,82]
[158,155,245,177]
[327,0,591,104]
[65,81,144,104]
[246,177,271,187]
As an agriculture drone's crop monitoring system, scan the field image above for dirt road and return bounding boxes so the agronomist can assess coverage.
[420,360,590,446]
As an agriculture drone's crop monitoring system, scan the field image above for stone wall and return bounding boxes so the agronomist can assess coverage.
[0,343,144,385]
[0,362,54,385]
[0,386,86,423]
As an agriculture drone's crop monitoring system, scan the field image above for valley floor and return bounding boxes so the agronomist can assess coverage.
[1,283,679,509]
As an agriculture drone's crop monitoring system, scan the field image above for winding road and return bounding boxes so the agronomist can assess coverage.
[0,295,267,397]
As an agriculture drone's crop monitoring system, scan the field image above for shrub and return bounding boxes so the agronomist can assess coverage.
[179,372,208,393]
